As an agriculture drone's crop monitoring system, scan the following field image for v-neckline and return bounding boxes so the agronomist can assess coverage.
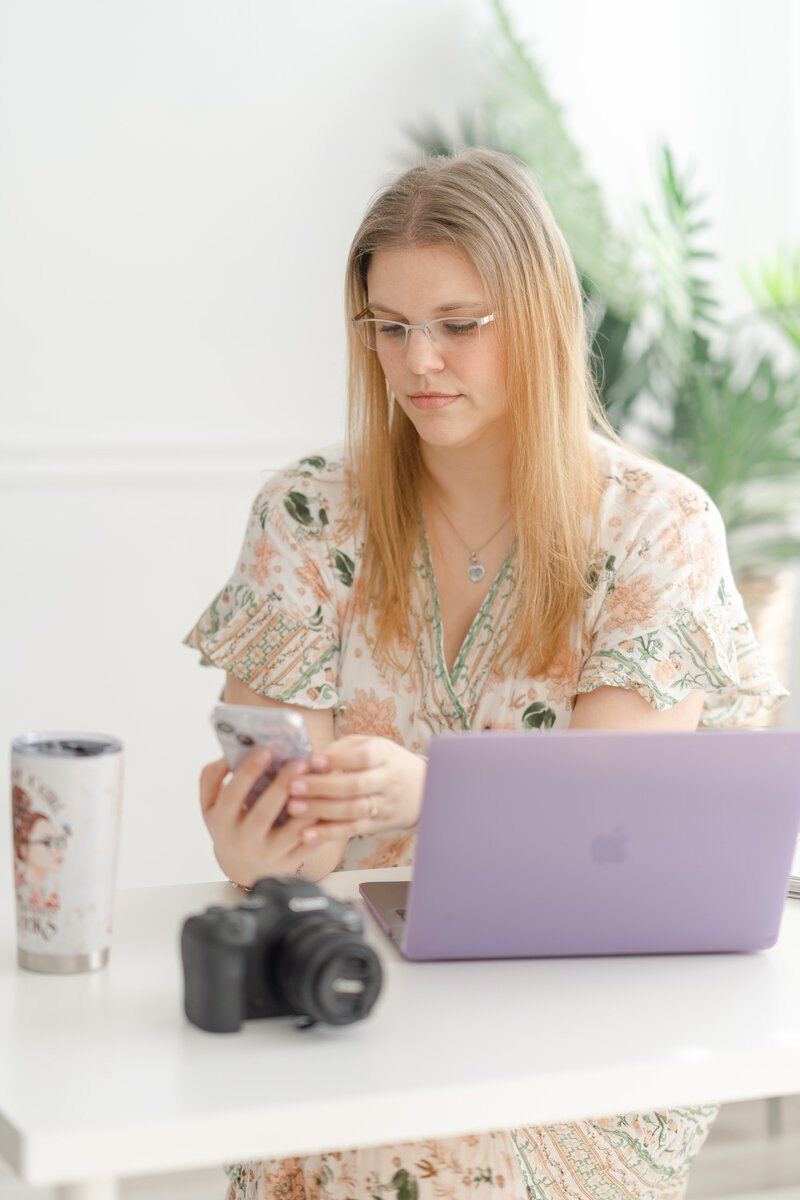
[418,524,516,691]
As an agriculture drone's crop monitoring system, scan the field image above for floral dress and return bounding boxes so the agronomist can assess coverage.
[185,436,785,1200]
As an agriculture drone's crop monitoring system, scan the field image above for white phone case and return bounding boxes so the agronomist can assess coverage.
[210,703,313,817]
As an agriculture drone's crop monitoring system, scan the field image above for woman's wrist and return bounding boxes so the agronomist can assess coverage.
[227,876,252,893]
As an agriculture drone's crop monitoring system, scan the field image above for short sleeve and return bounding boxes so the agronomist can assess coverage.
[576,471,787,727]
[184,461,347,709]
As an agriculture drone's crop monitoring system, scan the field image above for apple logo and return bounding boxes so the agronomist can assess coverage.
[590,826,628,865]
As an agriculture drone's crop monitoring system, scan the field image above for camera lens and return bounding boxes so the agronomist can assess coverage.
[276,920,382,1025]
[237,733,255,746]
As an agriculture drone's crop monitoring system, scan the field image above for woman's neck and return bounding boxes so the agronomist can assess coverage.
[420,440,512,520]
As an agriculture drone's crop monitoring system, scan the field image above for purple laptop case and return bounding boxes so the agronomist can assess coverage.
[394,730,800,960]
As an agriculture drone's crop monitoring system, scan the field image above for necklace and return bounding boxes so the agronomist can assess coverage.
[430,496,512,583]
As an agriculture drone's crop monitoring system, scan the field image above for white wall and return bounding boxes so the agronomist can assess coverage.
[2,0,799,892]
[0,0,479,453]
[0,0,482,890]
[503,0,800,317]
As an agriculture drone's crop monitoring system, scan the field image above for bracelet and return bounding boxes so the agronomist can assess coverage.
[227,877,252,893]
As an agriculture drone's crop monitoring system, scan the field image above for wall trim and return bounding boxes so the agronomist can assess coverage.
[0,440,321,485]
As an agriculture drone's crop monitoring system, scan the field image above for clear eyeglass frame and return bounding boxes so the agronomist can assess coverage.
[351,310,496,353]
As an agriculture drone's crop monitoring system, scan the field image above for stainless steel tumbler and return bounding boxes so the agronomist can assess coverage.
[11,732,123,973]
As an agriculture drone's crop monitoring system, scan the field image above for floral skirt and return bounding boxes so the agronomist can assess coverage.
[225,1107,718,1200]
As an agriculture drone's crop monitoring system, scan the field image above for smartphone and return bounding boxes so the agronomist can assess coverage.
[210,703,313,818]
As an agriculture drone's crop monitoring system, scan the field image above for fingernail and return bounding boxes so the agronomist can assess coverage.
[255,748,272,765]
[289,760,307,777]
[310,755,329,770]
[302,828,318,842]
[288,799,308,814]
[289,780,307,794]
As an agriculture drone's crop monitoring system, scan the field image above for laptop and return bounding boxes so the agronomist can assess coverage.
[359,729,800,960]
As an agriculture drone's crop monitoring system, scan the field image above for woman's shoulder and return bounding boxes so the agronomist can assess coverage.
[265,444,350,491]
[591,434,717,532]
[245,444,362,561]
[254,444,353,516]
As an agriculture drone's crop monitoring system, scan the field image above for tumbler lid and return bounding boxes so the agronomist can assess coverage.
[12,732,123,757]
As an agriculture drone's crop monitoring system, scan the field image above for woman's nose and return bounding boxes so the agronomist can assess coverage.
[405,327,445,374]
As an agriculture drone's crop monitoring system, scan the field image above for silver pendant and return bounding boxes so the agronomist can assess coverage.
[467,560,485,583]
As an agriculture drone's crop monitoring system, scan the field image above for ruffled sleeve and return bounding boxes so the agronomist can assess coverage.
[576,461,787,727]
[184,457,349,709]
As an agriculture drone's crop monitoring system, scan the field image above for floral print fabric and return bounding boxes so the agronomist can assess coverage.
[185,436,783,1200]
[185,436,785,872]
[222,1108,720,1200]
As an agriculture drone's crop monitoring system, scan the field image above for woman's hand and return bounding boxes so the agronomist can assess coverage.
[199,749,343,887]
[284,736,427,845]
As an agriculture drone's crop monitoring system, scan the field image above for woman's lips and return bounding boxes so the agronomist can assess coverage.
[408,392,461,411]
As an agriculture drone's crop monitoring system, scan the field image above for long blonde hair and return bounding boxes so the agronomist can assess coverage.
[345,148,613,675]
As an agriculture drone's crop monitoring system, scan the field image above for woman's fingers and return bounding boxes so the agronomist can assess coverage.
[300,819,371,844]
[199,757,230,814]
[244,760,310,835]
[312,735,383,772]
[197,751,329,888]
[201,749,309,833]
[199,737,423,854]
[288,764,384,801]
[261,812,314,854]
[286,792,379,822]
[283,736,426,837]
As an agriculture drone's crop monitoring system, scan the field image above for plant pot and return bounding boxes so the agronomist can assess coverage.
[735,568,798,728]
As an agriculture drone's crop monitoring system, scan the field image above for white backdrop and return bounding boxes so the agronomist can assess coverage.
[2,0,799,891]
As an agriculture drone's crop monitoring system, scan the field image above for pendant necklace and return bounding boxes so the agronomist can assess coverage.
[430,496,512,583]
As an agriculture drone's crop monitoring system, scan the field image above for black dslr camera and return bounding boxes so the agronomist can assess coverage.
[180,876,383,1032]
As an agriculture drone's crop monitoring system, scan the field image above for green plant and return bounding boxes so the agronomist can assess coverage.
[630,157,800,571]
[745,246,800,350]
[406,0,800,579]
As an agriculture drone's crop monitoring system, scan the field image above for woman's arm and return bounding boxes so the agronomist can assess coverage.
[212,683,705,869]
[275,687,706,851]
[198,675,349,886]
[570,686,705,730]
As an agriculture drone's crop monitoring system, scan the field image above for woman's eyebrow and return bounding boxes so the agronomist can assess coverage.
[366,299,487,316]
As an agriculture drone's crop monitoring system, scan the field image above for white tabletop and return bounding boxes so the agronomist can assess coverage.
[2,870,800,1188]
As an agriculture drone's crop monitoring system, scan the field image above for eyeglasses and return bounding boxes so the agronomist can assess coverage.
[352,310,496,354]
[29,835,68,852]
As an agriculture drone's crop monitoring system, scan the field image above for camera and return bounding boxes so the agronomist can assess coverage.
[181,876,383,1032]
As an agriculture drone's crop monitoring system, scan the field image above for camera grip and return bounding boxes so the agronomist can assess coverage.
[181,907,257,1033]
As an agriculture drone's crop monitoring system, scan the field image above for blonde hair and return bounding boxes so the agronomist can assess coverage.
[12,785,46,862]
[345,148,614,675]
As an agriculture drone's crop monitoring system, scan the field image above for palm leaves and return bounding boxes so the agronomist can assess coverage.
[481,0,642,321]
[405,0,641,323]
[664,354,800,568]
[745,246,800,350]
[404,0,800,576]
[628,157,800,572]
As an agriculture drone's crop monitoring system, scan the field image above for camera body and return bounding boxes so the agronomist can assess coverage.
[181,876,382,1032]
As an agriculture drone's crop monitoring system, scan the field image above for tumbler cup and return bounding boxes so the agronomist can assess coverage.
[11,732,123,973]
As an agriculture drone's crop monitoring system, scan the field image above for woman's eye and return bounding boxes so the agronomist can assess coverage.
[444,321,478,336]
[379,323,405,338]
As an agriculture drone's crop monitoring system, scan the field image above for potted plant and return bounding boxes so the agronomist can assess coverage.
[407,0,800,717]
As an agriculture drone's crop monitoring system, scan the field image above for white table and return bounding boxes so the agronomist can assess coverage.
[2,869,800,1200]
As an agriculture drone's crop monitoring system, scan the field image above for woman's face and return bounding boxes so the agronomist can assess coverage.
[366,243,508,454]
[25,817,66,879]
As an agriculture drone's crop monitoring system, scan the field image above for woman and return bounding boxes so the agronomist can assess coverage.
[186,149,783,1200]
[13,784,68,910]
